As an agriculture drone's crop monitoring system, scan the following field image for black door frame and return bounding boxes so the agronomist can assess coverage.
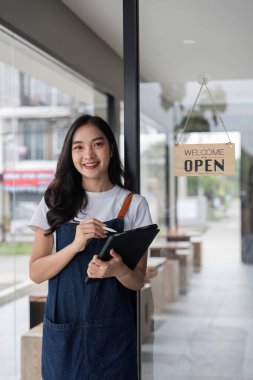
[123,0,141,378]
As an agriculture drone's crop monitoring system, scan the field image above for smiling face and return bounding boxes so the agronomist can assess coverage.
[71,123,113,191]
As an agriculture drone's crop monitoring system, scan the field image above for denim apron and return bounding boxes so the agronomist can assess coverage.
[42,193,137,380]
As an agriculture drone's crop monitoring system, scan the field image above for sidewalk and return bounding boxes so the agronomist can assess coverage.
[142,200,253,380]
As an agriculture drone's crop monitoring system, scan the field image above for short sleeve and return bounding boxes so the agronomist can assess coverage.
[28,197,50,231]
[131,196,153,229]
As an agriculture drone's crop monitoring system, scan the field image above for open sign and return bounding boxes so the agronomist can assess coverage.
[173,143,235,176]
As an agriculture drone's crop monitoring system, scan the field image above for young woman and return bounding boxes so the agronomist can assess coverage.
[29,115,152,380]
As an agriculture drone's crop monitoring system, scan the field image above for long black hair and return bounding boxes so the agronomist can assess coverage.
[44,114,130,234]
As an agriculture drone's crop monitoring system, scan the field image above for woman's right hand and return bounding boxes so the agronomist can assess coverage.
[71,218,107,253]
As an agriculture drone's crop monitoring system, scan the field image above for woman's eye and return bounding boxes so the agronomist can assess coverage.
[94,142,103,148]
[73,145,82,150]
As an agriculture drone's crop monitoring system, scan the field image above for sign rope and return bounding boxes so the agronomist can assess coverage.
[176,78,232,145]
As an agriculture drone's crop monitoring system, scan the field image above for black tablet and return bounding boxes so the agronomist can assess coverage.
[85,224,159,284]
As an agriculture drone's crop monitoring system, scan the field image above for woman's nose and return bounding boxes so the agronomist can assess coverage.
[83,147,95,159]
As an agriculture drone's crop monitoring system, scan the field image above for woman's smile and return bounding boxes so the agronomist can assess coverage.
[82,161,100,169]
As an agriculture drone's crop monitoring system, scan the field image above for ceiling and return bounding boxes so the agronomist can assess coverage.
[61,0,253,103]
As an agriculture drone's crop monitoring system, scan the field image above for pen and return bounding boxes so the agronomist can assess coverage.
[73,218,117,233]
[102,226,117,233]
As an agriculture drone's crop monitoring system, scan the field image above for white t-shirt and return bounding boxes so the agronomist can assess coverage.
[29,185,152,233]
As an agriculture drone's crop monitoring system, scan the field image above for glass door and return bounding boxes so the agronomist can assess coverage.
[139,2,253,379]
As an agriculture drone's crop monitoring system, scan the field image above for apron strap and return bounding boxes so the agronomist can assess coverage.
[117,192,134,219]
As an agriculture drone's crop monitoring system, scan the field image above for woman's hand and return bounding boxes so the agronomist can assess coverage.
[71,218,107,253]
[87,249,148,290]
[87,249,128,279]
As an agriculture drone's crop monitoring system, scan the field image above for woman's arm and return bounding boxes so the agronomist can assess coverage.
[29,219,106,284]
[29,227,78,284]
[116,251,147,290]
[87,250,147,291]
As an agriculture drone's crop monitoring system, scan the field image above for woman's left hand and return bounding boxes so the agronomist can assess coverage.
[87,249,128,279]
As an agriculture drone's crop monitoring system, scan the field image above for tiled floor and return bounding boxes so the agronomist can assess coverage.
[142,201,253,379]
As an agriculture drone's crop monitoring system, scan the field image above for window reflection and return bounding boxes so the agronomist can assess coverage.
[140,80,253,380]
[0,26,108,379]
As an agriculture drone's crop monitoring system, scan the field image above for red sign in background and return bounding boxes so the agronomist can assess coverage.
[3,170,55,192]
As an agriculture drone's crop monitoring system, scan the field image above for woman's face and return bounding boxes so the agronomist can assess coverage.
[71,124,112,186]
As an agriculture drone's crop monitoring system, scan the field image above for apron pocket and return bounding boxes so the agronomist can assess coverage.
[86,317,137,380]
[42,316,137,380]
[42,317,88,380]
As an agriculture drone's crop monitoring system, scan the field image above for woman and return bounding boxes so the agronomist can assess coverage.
[29,115,152,380]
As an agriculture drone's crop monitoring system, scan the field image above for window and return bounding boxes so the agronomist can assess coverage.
[20,120,46,160]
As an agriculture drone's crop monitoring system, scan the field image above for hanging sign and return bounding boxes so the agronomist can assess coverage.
[174,75,236,177]
[173,143,235,176]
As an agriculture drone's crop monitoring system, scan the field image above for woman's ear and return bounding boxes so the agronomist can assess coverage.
[110,146,114,158]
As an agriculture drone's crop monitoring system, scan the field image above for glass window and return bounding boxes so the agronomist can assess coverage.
[0,25,108,379]
[139,3,253,380]
[20,120,46,160]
